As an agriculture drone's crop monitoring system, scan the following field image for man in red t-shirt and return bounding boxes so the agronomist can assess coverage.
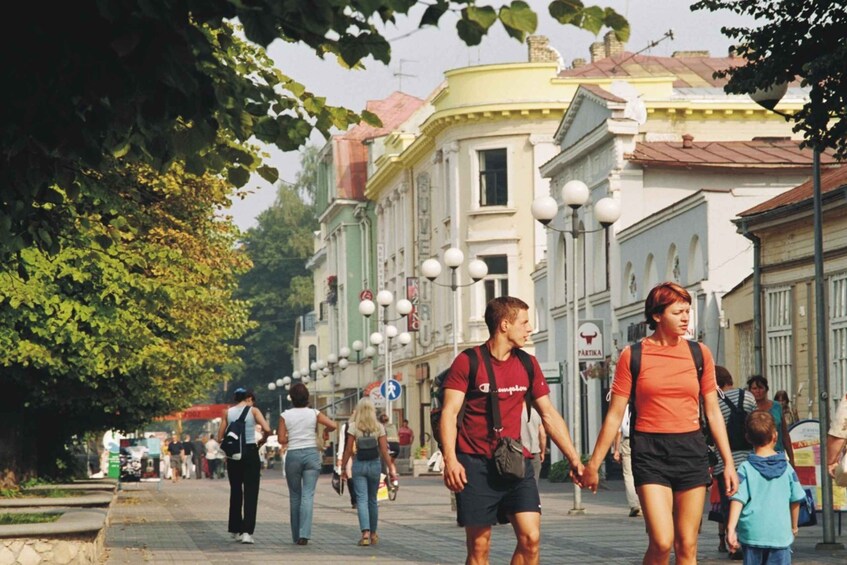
[440,296,584,565]
[398,419,414,460]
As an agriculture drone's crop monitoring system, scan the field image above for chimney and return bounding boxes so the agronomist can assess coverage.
[571,58,586,69]
[590,41,605,62]
[682,134,694,149]
[604,31,624,58]
[672,50,711,58]
[527,35,559,63]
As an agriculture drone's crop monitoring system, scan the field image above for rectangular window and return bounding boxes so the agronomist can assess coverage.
[735,321,754,385]
[830,273,847,406]
[482,255,509,304]
[765,286,793,395]
[478,148,508,206]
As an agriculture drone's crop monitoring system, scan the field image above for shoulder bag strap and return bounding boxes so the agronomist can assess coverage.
[513,348,535,422]
[237,406,251,422]
[629,342,642,432]
[480,344,503,435]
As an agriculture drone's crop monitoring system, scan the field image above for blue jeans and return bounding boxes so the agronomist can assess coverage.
[352,457,382,533]
[285,448,321,542]
[742,545,792,565]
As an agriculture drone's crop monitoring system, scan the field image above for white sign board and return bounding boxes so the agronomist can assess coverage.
[577,320,604,361]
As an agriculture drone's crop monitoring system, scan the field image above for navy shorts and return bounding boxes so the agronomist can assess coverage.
[631,430,711,491]
[455,452,541,527]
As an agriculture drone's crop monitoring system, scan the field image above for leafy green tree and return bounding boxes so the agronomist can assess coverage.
[0,163,252,479]
[235,148,320,399]
[2,1,628,257]
[692,0,847,156]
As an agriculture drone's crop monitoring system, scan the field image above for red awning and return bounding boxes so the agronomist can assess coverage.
[158,404,230,421]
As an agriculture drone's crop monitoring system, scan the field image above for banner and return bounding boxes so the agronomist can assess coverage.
[789,419,847,511]
[119,437,161,482]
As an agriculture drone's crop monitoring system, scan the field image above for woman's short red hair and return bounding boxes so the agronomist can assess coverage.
[644,282,691,330]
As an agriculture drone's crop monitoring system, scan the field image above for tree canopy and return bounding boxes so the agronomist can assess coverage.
[2,1,629,258]
[692,0,847,157]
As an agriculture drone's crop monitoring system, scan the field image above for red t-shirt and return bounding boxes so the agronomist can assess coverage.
[611,339,717,434]
[398,426,413,446]
[443,346,550,458]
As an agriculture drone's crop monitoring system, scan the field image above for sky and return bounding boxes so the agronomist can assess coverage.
[225,0,754,231]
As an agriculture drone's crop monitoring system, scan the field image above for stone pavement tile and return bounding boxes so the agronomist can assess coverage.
[105,472,846,564]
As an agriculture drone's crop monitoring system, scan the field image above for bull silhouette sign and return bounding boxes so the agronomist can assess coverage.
[577,320,604,361]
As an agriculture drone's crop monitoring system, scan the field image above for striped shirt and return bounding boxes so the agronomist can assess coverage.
[713,388,757,474]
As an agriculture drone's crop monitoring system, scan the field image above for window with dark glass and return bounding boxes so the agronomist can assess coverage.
[482,255,509,303]
[478,148,508,206]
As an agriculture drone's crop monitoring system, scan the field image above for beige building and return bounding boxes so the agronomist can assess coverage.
[725,165,847,419]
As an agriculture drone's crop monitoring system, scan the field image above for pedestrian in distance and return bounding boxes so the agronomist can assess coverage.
[726,410,806,563]
[440,296,584,565]
[581,282,739,565]
[204,434,223,479]
[181,434,194,479]
[520,404,546,485]
[341,397,398,547]
[398,418,415,460]
[167,434,182,483]
[279,382,338,546]
[711,365,757,559]
[192,435,204,479]
[216,387,272,545]
[747,375,796,467]
[336,412,358,509]
[774,390,798,428]
[612,403,641,517]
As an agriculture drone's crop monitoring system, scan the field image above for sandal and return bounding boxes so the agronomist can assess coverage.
[357,534,370,546]
[370,533,379,546]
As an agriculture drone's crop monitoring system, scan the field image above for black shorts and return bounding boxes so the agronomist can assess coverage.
[631,430,711,491]
[455,452,540,527]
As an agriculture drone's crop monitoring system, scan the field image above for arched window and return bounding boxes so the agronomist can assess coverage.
[645,253,658,293]
[688,235,704,283]
[624,262,637,303]
[666,244,681,283]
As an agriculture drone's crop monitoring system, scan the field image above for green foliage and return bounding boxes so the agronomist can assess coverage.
[692,0,847,158]
[0,513,61,525]
[2,2,628,258]
[547,455,591,483]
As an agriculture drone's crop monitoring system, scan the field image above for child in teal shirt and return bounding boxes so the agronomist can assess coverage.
[727,410,806,564]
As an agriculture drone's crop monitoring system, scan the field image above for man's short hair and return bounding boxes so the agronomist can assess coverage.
[644,282,691,330]
[746,410,777,447]
[715,366,733,388]
[484,296,529,335]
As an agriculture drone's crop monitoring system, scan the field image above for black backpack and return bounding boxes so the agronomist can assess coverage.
[721,389,753,451]
[221,406,250,460]
[430,346,534,450]
[628,339,705,435]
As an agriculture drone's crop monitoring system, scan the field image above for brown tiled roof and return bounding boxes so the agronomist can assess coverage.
[341,91,425,141]
[739,164,847,217]
[579,84,627,104]
[559,52,742,88]
[626,139,839,168]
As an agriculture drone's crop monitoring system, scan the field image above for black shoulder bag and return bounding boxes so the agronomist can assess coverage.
[481,345,526,481]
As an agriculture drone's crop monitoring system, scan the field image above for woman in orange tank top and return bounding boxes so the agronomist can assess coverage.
[579,282,738,565]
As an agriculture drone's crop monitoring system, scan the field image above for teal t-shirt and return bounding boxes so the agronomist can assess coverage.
[731,458,806,548]
[769,402,786,452]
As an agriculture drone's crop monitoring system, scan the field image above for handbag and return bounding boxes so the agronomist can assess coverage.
[331,470,344,495]
[481,345,526,481]
[834,448,847,488]
[797,488,817,527]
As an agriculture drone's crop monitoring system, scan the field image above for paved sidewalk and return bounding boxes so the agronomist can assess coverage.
[105,472,846,564]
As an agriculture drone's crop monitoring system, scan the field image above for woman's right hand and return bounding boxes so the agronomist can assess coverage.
[580,462,600,493]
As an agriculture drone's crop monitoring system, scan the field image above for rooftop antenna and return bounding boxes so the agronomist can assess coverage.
[393,59,418,92]
[611,29,675,73]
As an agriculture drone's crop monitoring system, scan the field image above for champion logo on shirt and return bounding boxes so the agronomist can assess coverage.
[478,383,528,395]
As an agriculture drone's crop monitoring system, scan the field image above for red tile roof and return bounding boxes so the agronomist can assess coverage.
[559,52,743,88]
[341,91,425,141]
[626,138,839,168]
[739,164,847,217]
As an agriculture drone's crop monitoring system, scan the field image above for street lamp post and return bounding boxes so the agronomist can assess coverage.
[421,248,489,359]
[267,377,287,415]
[359,291,412,423]
[750,85,842,550]
[532,180,621,515]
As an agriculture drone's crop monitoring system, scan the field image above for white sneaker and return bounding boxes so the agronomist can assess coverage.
[231,533,242,542]
[241,533,254,544]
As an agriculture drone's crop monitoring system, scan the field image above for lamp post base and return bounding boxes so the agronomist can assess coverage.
[567,507,586,515]
[815,542,845,552]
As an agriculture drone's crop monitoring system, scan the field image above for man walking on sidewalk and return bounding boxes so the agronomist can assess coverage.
[440,296,584,565]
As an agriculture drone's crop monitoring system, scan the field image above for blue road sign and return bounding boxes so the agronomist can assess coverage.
[380,379,402,401]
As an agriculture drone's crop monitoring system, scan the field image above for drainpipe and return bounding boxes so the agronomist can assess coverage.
[738,221,762,375]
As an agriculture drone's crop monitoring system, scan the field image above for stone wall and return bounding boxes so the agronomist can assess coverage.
[0,529,104,565]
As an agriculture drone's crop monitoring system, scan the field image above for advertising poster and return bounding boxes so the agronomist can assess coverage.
[789,419,847,511]
[119,437,162,482]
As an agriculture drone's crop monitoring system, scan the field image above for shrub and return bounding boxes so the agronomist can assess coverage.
[546,455,594,483]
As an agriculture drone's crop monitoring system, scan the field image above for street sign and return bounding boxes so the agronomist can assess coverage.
[546,376,563,384]
[380,379,402,401]
[577,319,605,361]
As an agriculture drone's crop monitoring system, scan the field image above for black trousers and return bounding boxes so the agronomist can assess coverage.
[226,445,260,535]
